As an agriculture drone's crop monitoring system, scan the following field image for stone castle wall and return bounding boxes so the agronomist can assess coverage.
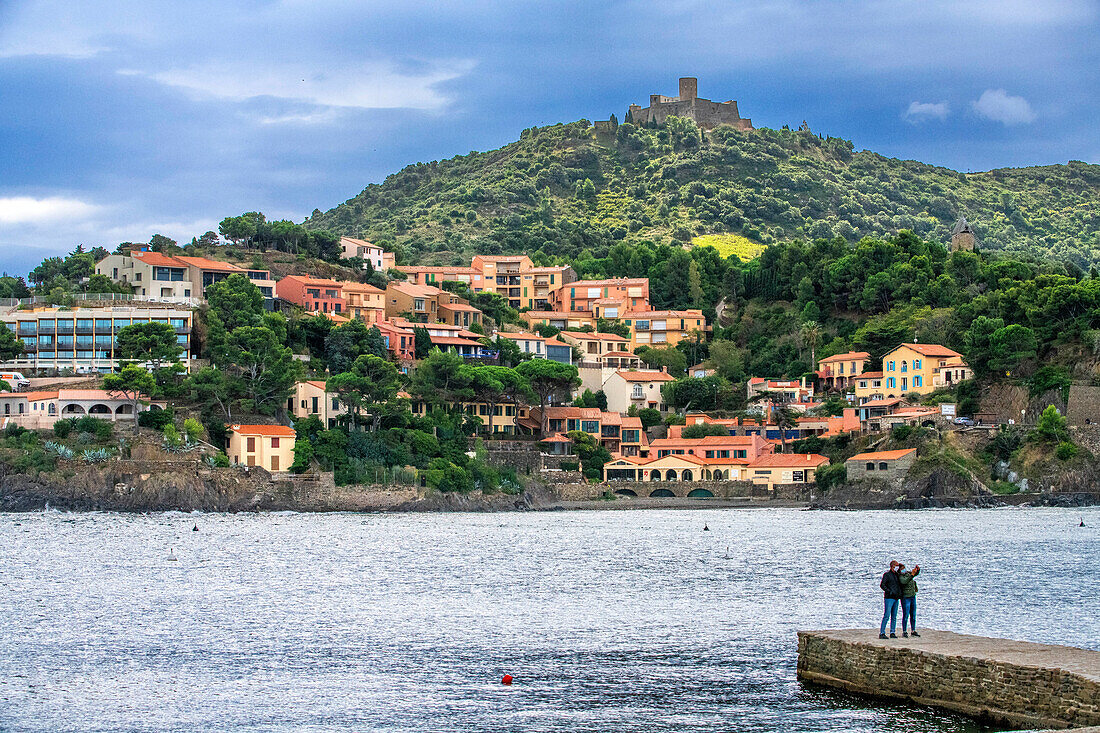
[797,629,1100,730]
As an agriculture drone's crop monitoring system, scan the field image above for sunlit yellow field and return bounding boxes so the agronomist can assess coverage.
[691,233,766,261]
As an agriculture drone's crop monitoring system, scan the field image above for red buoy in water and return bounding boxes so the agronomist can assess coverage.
[501,675,513,685]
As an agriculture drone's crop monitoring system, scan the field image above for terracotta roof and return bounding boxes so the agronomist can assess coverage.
[173,256,244,272]
[230,424,296,437]
[573,277,648,287]
[620,416,643,428]
[614,370,675,382]
[889,343,964,358]
[568,331,628,341]
[283,274,344,288]
[397,265,480,275]
[302,380,327,390]
[388,282,445,297]
[819,351,871,363]
[57,389,137,401]
[473,255,530,262]
[848,448,917,461]
[540,433,572,443]
[440,303,481,312]
[858,371,884,379]
[544,406,603,419]
[15,390,58,401]
[748,453,829,468]
[340,236,377,248]
[340,281,385,294]
[133,251,185,267]
[859,398,907,408]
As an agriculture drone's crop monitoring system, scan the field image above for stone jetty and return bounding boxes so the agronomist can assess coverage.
[797,629,1100,730]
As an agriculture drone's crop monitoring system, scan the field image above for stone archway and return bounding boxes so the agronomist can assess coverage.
[115,404,133,415]
[687,488,714,499]
[614,489,638,497]
[650,488,675,498]
[62,404,85,415]
[88,404,111,415]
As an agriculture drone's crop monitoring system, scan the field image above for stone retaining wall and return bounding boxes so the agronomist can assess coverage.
[797,629,1100,730]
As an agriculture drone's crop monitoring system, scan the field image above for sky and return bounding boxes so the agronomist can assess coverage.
[1,0,1098,275]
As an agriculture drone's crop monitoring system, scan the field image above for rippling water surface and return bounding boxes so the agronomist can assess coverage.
[1,507,1097,732]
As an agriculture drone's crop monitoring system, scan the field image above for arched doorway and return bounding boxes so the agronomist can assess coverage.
[650,472,661,481]
[62,404,85,415]
[687,488,714,499]
[712,469,725,480]
[681,470,693,482]
[649,488,675,498]
[664,469,677,481]
[115,404,133,415]
[88,404,111,415]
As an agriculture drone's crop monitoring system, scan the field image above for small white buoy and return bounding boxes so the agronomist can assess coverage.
[167,548,178,562]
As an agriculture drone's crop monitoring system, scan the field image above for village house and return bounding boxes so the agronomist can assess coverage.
[95,250,273,302]
[288,380,346,428]
[495,332,574,365]
[747,452,829,491]
[853,371,885,402]
[384,282,482,327]
[521,310,596,332]
[746,377,815,405]
[549,278,649,313]
[374,320,416,367]
[227,424,295,472]
[602,370,675,413]
[276,275,346,314]
[339,236,395,272]
[845,448,918,483]
[559,331,640,370]
[0,388,162,429]
[879,343,972,399]
[410,398,534,436]
[340,281,385,324]
[645,433,773,464]
[815,351,871,392]
[520,266,576,310]
[618,309,706,350]
[397,265,484,290]
[470,255,533,309]
[602,453,738,487]
[541,406,645,455]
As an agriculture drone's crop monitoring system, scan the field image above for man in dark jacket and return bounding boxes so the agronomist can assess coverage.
[879,560,903,639]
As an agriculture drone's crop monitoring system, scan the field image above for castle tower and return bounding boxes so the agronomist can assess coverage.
[679,77,698,101]
[950,217,977,252]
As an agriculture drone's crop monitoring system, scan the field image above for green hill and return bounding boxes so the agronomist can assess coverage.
[307,118,1100,268]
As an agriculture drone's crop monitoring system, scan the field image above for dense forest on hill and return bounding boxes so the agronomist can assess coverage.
[306,118,1100,269]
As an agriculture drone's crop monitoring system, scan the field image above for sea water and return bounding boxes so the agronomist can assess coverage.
[1,507,1097,732]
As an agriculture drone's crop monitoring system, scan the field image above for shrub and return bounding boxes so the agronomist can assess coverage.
[53,419,73,438]
[205,452,231,468]
[664,413,687,426]
[814,463,847,491]
[559,460,580,472]
[163,424,183,450]
[183,418,204,443]
[633,407,661,429]
[891,424,914,441]
[1056,441,1078,461]
[681,423,728,439]
[73,416,112,440]
[138,408,174,430]
[205,421,229,448]
[1030,405,1069,444]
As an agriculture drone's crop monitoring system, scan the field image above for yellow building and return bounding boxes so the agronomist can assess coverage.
[853,371,885,403]
[341,282,385,324]
[228,424,296,472]
[618,310,706,350]
[747,453,829,491]
[815,351,871,391]
[288,380,346,428]
[521,310,597,332]
[880,343,972,399]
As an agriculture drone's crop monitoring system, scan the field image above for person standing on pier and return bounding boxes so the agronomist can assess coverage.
[899,563,920,638]
[879,561,903,639]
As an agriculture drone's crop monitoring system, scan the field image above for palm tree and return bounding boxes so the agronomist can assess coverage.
[801,320,821,371]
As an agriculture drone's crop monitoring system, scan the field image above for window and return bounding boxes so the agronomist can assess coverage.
[879,462,888,470]
[580,420,599,433]
[95,319,111,331]
[901,361,908,373]
[631,385,644,399]
[735,450,747,459]
[154,266,184,281]
[887,377,896,388]
[270,437,280,448]
[913,358,921,369]
[246,437,256,452]
[914,375,922,387]
[311,397,319,413]
[838,363,844,374]
[866,462,875,471]
[901,378,908,390]
[705,450,715,458]
[635,320,650,331]
[887,361,895,371]
[18,322,35,335]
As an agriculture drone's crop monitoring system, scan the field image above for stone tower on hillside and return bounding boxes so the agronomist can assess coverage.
[625,77,753,131]
[950,217,978,252]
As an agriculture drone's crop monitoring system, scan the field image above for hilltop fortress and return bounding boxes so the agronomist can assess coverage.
[624,77,753,131]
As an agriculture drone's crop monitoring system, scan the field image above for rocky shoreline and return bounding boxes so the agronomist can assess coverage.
[1,461,1097,514]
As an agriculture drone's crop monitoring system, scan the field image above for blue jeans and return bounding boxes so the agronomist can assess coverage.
[880,598,899,635]
[901,597,916,632]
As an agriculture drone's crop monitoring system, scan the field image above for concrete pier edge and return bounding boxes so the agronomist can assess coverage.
[796,629,1100,730]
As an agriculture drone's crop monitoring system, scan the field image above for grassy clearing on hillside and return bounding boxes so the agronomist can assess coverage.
[692,234,765,262]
